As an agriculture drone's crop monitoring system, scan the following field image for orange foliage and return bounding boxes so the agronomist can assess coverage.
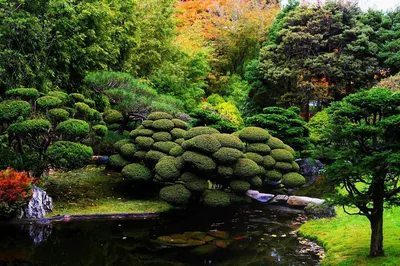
[0,168,34,206]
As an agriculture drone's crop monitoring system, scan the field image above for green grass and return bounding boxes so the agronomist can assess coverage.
[300,207,400,266]
[40,165,172,216]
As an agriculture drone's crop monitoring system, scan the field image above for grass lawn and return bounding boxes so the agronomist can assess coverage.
[300,207,400,266]
[40,165,172,216]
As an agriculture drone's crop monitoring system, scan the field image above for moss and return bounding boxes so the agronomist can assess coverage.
[230,180,251,193]
[212,133,245,150]
[245,143,271,154]
[283,144,296,156]
[152,132,172,142]
[121,163,152,182]
[153,141,179,154]
[169,146,185,156]
[172,118,188,129]
[265,170,282,182]
[292,161,300,172]
[120,143,137,159]
[135,136,154,149]
[145,150,167,164]
[184,179,209,193]
[267,136,285,149]
[282,172,306,188]
[47,108,69,123]
[147,112,173,120]
[155,157,181,180]
[113,139,131,152]
[218,166,234,177]
[133,151,147,161]
[244,152,264,164]
[47,141,93,170]
[182,151,216,172]
[151,119,175,131]
[263,155,276,169]
[142,120,153,128]
[233,158,260,178]
[56,119,90,139]
[108,154,130,169]
[250,176,262,187]
[212,147,243,164]
[37,96,62,109]
[239,127,270,143]
[182,135,221,154]
[159,184,191,206]
[0,100,31,122]
[185,126,220,139]
[104,110,123,124]
[274,162,294,173]
[203,190,231,207]
[270,149,294,162]
[175,138,185,145]
[170,128,187,139]
[5,88,39,99]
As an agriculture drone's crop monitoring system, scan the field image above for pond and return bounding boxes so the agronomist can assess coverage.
[0,205,322,266]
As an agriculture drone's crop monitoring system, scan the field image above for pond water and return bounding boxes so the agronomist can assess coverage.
[0,205,322,266]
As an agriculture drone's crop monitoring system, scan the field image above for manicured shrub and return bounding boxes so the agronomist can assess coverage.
[239,127,270,142]
[145,150,167,163]
[229,193,246,204]
[152,132,172,142]
[47,108,69,123]
[175,138,185,145]
[172,118,188,129]
[47,141,93,170]
[8,119,51,136]
[48,91,69,104]
[245,143,271,154]
[83,99,96,108]
[267,136,284,149]
[213,133,245,150]
[69,93,86,103]
[113,139,131,152]
[185,127,220,139]
[159,184,192,206]
[155,157,181,180]
[183,135,221,154]
[151,119,175,131]
[181,172,199,182]
[133,151,147,161]
[36,96,62,109]
[282,173,306,188]
[135,136,155,149]
[203,190,231,207]
[169,146,185,156]
[120,143,137,159]
[250,176,262,187]
[153,141,179,154]
[142,120,153,128]
[131,128,154,138]
[245,152,263,164]
[265,170,282,181]
[292,161,300,172]
[121,163,152,182]
[218,166,234,177]
[233,158,260,178]
[258,165,266,176]
[184,178,208,193]
[108,154,130,169]
[282,144,296,156]
[170,128,187,139]
[270,149,294,162]
[263,155,276,169]
[182,151,217,172]
[92,125,108,137]
[104,109,123,124]
[5,88,39,100]
[275,162,294,173]
[230,180,251,193]
[306,110,329,144]
[0,100,31,122]
[212,147,243,164]
[147,112,173,120]
[56,119,90,139]
[107,123,120,131]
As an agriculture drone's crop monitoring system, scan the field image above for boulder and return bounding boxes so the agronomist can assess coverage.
[246,190,274,203]
[287,196,325,207]
[23,186,53,219]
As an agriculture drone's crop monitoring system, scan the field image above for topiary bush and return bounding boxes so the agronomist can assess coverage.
[281,172,306,188]
[108,154,130,170]
[212,148,244,164]
[47,108,70,123]
[56,119,90,139]
[230,180,251,193]
[8,119,51,136]
[104,109,123,124]
[159,184,192,206]
[120,143,137,159]
[0,100,31,122]
[202,190,231,208]
[5,88,39,100]
[36,96,62,110]
[92,125,108,137]
[121,163,152,182]
[239,127,270,143]
[182,135,221,154]
[46,141,93,170]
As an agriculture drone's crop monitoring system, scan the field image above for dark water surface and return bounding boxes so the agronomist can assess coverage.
[0,206,321,266]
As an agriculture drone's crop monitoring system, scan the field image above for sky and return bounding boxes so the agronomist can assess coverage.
[281,0,400,12]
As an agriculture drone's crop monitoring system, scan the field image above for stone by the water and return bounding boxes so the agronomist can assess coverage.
[23,186,53,219]
[287,196,325,207]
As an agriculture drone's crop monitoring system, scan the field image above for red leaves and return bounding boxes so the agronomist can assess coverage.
[0,168,34,206]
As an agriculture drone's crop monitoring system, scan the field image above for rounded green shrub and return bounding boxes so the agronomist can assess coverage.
[84,99,96,108]
[270,149,294,162]
[151,119,175,131]
[212,147,243,163]
[104,110,123,124]
[182,151,217,172]
[275,162,294,173]
[120,143,137,159]
[153,141,179,154]
[265,170,282,182]
[5,88,39,99]
[172,118,188,129]
[171,128,187,139]
[250,176,262,187]
[175,138,185,145]
[245,152,264,164]
[233,158,260,178]
[48,91,69,104]
[229,193,246,204]
[47,141,93,170]
[283,144,296,156]
[245,143,271,155]
[218,166,233,177]
[152,132,172,142]
[292,161,300,172]
[170,146,185,156]
[113,139,131,152]
[181,172,199,182]
[185,127,220,139]
[147,112,173,120]
[56,119,90,139]
[282,173,306,188]
[8,119,51,136]
[239,127,270,143]
[155,157,181,180]
[130,128,154,138]
[174,156,185,170]
[107,123,120,131]
[258,165,266,176]
[122,163,152,182]
[230,180,251,193]
[142,120,153,128]
[69,93,86,103]
[133,151,147,161]
[145,150,168,163]
[108,154,130,169]
[263,155,276,169]
[267,136,285,149]
[182,135,221,154]
[0,100,31,122]
[184,179,208,193]
[135,136,154,149]
[47,108,69,123]
[203,190,230,207]
[159,184,192,206]
[213,133,245,150]
[92,125,108,137]
[36,96,62,109]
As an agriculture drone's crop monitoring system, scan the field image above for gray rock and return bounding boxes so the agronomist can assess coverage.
[246,190,274,202]
[270,194,289,204]
[23,186,53,219]
[29,224,52,244]
[287,196,325,207]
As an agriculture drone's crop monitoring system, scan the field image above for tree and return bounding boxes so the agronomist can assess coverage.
[322,87,400,257]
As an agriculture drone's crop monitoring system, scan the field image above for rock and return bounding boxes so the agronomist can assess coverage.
[246,190,274,203]
[296,158,324,187]
[287,196,325,207]
[304,203,336,219]
[28,224,52,244]
[23,186,53,219]
[269,194,289,204]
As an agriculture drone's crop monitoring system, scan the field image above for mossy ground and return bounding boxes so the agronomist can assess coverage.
[300,207,400,266]
[41,165,172,216]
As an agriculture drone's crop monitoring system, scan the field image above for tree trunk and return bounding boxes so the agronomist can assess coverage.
[118,113,129,134]
[368,179,385,257]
